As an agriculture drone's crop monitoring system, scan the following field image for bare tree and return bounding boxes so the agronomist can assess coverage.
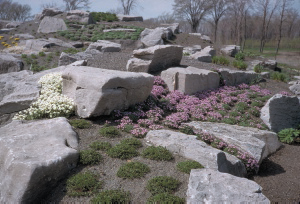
[0,0,32,21]
[158,12,176,24]
[62,0,90,11]
[173,0,212,32]
[119,0,139,15]
[285,8,299,37]
[40,2,59,10]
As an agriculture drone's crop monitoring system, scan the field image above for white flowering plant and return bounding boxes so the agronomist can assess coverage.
[13,72,75,120]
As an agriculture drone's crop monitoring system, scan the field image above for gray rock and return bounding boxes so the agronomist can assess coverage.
[145,130,247,177]
[62,66,154,118]
[86,40,121,52]
[187,169,270,203]
[187,121,282,164]
[25,38,73,51]
[0,117,78,203]
[58,52,92,66]
[261,71,270,79]
[183,45,201,55]
[69,60,87,66]
[6,21,21,28]
[0,53,24,74]
[161,66,220,95]
[66,10,94,24]
[14,33,35,40]
[248,60,263,71]
[0,28,15,34]
[126,45,183,73]
[117,14,143,22]
[260,94,300,132]
[40,8,63,19]
[161,23,180,34]
[189,33,212,42]
[289,81,300,95]
[103,28,136,32]
[190,46,216,63]
[221,45,239,57]
[38,16,67,33]
[140,27,173,48]
[70,41,84,48]
[219,68,260,86]
[264,60,277,70]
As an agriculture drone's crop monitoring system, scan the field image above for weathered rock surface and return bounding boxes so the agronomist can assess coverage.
[187,169,270,203]
[161,23,180,34]
[161,66,220,95]
[145,130,247,177]
[126,45,183,73]
[25,38,73,51]
[66,10,94,24]
[219,68,260,86]
[140,27,173,48]
[6,21,21,28]
[221,45,239,57]
[189,33,212,42]
[190,46,216,63]
[62,66,154,118]
[261,94,300,132]
[103,28,136,33]
[264,59,277,70]
[0,117,79,203]
[289,81,300,95]
[186,121,282,163]
[14,33,35,40]
[59,52,92,66]
[183,45,201,55]
[38,16,67,33]
[40,8,63,20]
[0,28,14,34]
[117,14,143,22]
[0,53,24,74]
[86,40,121,52]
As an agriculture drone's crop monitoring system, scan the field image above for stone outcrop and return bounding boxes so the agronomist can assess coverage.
[58,52,92,66]
[25,38,73,51]
[0,53,24,74]
[40,8,63,20]
[117,14,143,22]
[190,46,216,63]
[145,130,247,177]
[260,94,300,132]
[6,21,21,28]
[219,68,260,86]
[189,33,212,43]
[66,10,94,24]
[161,23,180,34]
[161,66,220,95]
[38,16,67,33]
[14,33,35,40]
[221,45,240,57]
[62,66,154,118]
[86,40,121,53]
[0,117,79,203]
[126,45,183,73]
[289,80,300,95]
[183,45,201,55]
[186,121,282,163]
[264,59,277,70]
[140,27,173,48]
[187,169,270,203]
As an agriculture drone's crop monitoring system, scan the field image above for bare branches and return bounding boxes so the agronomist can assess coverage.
[119,0,139,15]
[62,0,90,11]
[0,0,32,21]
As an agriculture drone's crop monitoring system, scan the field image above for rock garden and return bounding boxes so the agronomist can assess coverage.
[1,8,300,203]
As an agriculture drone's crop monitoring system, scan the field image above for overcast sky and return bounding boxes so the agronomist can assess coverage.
[14,0,300,20]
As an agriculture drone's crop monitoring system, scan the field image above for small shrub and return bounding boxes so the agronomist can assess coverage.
[254,64,263,73]
[146,176,181,195]
[212,56,230,65]
[251,101,264,108]
[120,138,142,148]
[21,54,27,58]
[271,71,288,82]
[249,107,260,117]
[90,141,112,151]
[235,52,245,61]
[117,162,150,179]
[91,190,131,203]
[222,117,237,125]
[69,119,91,129]
[183,52,190,56]
[107,144,139,160]
[66,172,102,197]
[179,124,194,135]
[63,48,80,54]
[278,128,300,144]
[80,149,102,165]
[147,193,185,204]
[99,125,121,138]
[177,160,204,174]
[55,51,60,56]
[233,60,248,70]
[30,54,37,59]
[236,102,249,113]
[142,146,174,161]
[38,51,46,57]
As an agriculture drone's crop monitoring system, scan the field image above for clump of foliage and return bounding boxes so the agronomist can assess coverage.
[38,51,46,57]
[80,149,103,165]
[91,190,131,203]
[120,138,143,148]
[142,146,174,161]
[99,125,121,138]
[66,171,102,197]
[235,52,245,61]
[212,56,230,65]
[177,160,204,174]
[183,52,190,56]
[233,60,248,70]
[69,119,91,129]
[90,12,119,22]
[271,71,289,82]
[146,176,181,195]
[107,144,139,160]
[90,141,112,151]
[147,193,185,203]
[254,64,264,73]
[117,162,150,179]
[179,124,195,135]
[278,128,300,144]
[63,48,80,54]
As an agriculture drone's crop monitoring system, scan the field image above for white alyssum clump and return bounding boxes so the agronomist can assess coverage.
[13,72,75,120]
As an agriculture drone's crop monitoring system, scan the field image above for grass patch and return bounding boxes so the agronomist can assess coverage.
[69,119,91,129]
[142,146,174,161]
[271,71,289,82]
[117,162,150,179]
[146,176,181,195]
[177,160,204,174]
[66,171,102,197]
[235,52,245,61]
[233,60,248,70]
[147,193,185,203]
[120,138,143,148]
[91,189,131,203]
[212,56,230,65]
[79,149,103,165]
[90,141,112,151]
[63,48,80,54]
[107,144,139,160]
[99,125,121,138]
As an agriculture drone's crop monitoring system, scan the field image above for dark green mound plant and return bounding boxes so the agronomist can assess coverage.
[278,128,300,144]
[179,125,194,135]
[271,71,288,82]
[63,48,80,54]
[146,176,181,195]
[107,144,139,160]
[90,141,112,151]
[233,60,247,70]
[147,193,185,204]
[66,171,102,197]
[212,56,230,65]
[235,52,245,61]
[80,149,103,165]
[177,160,204,174]
[91,189,131,203]
[120,138,143,148]
[142,146,174,161]
[117,162,150,179]
[69,119,91,129]
[99,125,121,138]
[254,64,264,73]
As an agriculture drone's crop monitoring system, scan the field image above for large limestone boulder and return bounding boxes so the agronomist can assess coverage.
[187,169,270,203]
[0,117,79,203]
[221,45,239,57]
[187,121,282,164]
[38,16,67,33]
[161,67,220,95]
[183,45,201,55]
[66,10,94,24]
[126,45,183,73]
[219,68,260,86]
[145,130,247,177]
[161,23,180,34]
[86,40,121,53]
[25,38,73,51]
[189,33,212,43]
[62,66,154,118]
[260,94,300,132]
[289,80,300,95]
[140,27,173,48]
[58,52,92,66]
[190,46,216,63]
[6,21,21,28]
[0,53,24,74]
[117,14,143,22]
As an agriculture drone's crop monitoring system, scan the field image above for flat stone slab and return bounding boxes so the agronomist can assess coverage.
[187,169,270,203]
[86,40,121,52]
[219,68,260,86]
[145,130,247,177]
[0,53,24,74]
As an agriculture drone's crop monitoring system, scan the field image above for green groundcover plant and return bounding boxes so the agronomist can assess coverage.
[147,193,185,203]
[278,128,300,144]
[177,160,204,174]
[91,189,131,203]
[146,176,181,195]
[117,161,150,179]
